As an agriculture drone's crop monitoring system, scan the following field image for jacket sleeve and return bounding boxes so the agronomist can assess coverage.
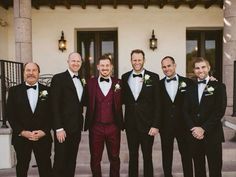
[50,75,64,131]
[6,87,24,135]
[201,83,227,133]
[152,74,161,129]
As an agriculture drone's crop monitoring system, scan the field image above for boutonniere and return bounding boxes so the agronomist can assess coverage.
[143,74,152,85]
[204,85,215,96]
[81,78,86,87]
[114,83,121,92]
[39,90,48,101]
[179,81,187,92]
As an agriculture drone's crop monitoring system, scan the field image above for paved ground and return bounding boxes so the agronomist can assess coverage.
[0,125,236,177]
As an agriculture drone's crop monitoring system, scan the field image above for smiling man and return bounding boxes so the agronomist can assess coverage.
[121,49,161,177]
[6,62,52,177]
[183,57,227,177]
[85,54,124,177]
[50,52,85,177]
[160,56,193,177]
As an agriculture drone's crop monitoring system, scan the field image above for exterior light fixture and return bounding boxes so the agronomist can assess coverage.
[149,30,157,51]
[58,31,66,52]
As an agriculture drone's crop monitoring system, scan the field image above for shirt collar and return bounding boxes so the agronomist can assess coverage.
[25,82,38,87]
[197,75,210,84]
[132,69,145,77]
[166,74,178,81]
[68,69,78,78]
[98,76,111,82]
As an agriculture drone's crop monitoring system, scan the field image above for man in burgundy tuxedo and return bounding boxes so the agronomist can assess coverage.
[85,54,124,177]
[184,57,227,177]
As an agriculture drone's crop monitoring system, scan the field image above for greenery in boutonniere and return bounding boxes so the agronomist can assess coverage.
[81,78,86,87]
[143,74,152,85]
[114,82,121,92]
[39,90,48,101]
[204,85,215,96]
[179,81,187,92]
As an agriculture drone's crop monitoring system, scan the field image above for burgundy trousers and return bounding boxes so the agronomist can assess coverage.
[89,123,121,177]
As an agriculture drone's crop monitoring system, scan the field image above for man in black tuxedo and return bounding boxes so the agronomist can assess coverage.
[184,57,227,177]
[50,52,85,177]
[160,56,193,177]
[6,62,52,177]
[121,49,161,177]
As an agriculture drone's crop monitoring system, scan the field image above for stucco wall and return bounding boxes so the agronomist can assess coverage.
[2,5,223,78]
[0,6,9,59]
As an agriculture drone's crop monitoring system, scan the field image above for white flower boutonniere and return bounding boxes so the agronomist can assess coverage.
[39,90,48,101]
[114,83,121,92]
[204,86,215,96]
[179,81,187,92]
[81,78,86,86]
[143,74,152,85]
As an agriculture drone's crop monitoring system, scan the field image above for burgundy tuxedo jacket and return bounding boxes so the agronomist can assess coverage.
[84,77,124,131]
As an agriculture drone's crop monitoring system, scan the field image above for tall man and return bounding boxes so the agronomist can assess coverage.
[160,56,193,177]
[85,54,124,177]
[122,49,161,177]
[50,52,85,177]
[184,57,227,177]
[6,62,52,177]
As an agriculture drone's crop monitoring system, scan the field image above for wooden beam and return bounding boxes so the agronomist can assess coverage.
[97,0,102,9]
[188,0,198,9]
[81,0,86,9]
[64,0,71,9]
[32,0,40,10]
[144,0,150,9]
[49,0,56,9]
[113,0,117,9]
[128,0,133,9]
[204,0,216,9]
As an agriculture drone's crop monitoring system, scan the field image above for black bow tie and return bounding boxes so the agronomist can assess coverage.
[133,74,142,78]
[26,85,37,90]
[73,75,79,79]
[198,80,206,84]
[100,77,110,83]
[166,77,177,83]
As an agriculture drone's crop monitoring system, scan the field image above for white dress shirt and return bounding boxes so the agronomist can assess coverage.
[26,82,39,113]
[68,69,83,101]
[198,76,210,103]
[165,74,178,102]
[98,76,112,96]
[128,70,145,101]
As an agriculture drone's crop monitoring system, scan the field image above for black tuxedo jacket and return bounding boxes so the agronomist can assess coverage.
[50,70,84,134]
[183,80,227,145]
[84,77,124,131]
[122,70,161,133]
[6,83,52,145]
[160,75,193,134]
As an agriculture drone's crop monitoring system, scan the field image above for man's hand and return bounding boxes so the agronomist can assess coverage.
[148,127,159,136]
[56,130,66,143]
[191,127,205,140]
[20,130,34,139]
[209,76,218,81]
[31,130,46,141]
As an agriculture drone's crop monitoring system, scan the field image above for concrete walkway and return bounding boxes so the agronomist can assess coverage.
[0,126,236,177]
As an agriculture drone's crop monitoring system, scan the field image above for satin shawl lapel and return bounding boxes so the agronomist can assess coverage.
[20,83,33,114]
[64,70,80,101]
[161,78,173,103]
[124,71,136,101]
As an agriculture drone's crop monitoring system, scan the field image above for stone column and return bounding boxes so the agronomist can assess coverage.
[14,0,32,63]
[223,0,236,115]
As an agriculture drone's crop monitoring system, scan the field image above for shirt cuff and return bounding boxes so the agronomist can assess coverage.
[56,128,64,132]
